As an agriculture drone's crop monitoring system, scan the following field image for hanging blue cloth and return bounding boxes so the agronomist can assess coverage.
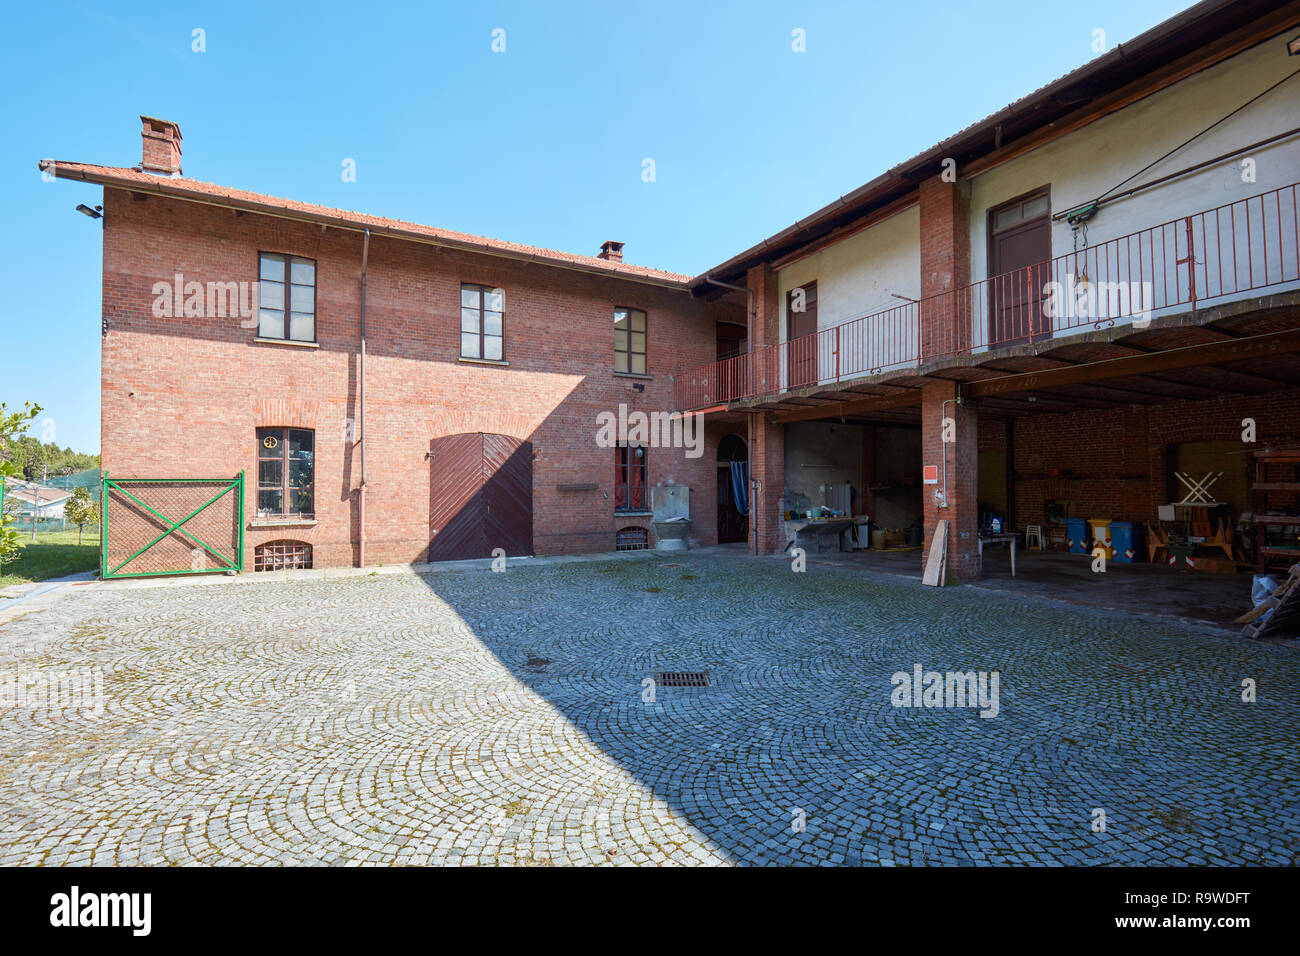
[730,460,750,516]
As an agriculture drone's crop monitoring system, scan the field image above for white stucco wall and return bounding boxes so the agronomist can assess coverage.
[967,33,1300,344]
[783,422,862,513]
[775,205,921,386]
[761,31,1300,385]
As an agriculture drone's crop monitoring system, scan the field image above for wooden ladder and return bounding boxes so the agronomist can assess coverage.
[1238,563,1300,639]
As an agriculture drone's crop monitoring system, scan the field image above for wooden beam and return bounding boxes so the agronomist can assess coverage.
[1042,341,1273,395]
[967,328,1300,398]
[772,389,922,423]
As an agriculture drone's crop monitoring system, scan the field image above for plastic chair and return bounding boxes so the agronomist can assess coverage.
[1024,524,1044,551]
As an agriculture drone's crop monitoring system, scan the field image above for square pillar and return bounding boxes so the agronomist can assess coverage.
[921,378,979,581]
[747,262,781,348]
[747,263,786,555]
[919,175,971,361]
[750,412,784,555]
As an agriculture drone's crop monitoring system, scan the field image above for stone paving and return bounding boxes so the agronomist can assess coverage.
[0,552,1297,866]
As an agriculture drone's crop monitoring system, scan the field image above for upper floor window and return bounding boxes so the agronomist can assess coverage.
[257,427,314,517]
[258,253,316,342]
[461,284,504,360]
[614,307,646,374]
[989,189,1051,236]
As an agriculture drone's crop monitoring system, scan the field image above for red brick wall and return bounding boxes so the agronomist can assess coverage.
[746,262,786,553]
[921,380,979,579]
[919,175,971,360]
[1001,387,1300,526]
[99,188,738,568]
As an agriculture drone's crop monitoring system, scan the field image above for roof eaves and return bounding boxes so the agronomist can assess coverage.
[40,161,694,291]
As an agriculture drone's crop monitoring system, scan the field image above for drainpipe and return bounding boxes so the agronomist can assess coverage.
[748,411,758,554]
[937,395,963,510]
[358,228,370,568]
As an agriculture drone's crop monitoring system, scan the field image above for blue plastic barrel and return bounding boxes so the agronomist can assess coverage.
[1109,521,1140,563]
[1066,517,1090,554]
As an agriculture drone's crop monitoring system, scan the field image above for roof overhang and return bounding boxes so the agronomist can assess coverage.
[42,162,694,292]
[692,0,1300,291]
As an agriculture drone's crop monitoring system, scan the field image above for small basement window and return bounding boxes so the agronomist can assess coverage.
[616,526,649,551]
[255,540,313,571]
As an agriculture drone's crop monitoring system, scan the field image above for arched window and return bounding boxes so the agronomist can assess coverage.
[717,434,748,462]
[255,540,313,571]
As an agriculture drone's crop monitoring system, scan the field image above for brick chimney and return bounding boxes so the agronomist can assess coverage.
[140,116,182,176]
[598,240,624,262]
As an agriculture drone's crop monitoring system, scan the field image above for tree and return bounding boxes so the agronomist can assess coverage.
[64,486,100,546]
[0,432,99,481]
[0,402,41,565]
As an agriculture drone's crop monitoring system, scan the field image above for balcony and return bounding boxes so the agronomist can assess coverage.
[675,181,1300,412]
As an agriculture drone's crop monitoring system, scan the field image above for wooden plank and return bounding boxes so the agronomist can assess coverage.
[923,519,948,587]
[1235,599,1277,626]
[773,389,923,424]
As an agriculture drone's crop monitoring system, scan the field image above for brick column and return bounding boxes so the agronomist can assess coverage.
[747,263,785,554]
[750,413,785,554]
[919,175,971,361]
[921,378,979,581]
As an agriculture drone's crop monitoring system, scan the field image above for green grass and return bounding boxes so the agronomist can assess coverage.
[0,529,100,589]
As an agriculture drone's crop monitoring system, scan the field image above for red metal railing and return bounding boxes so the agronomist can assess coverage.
[674,181,1300,411]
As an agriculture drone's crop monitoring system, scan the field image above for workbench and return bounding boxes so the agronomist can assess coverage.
[978,532,1018,577]
[784,517,866,553]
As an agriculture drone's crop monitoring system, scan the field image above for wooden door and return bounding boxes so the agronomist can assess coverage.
[787,281,818,388]
[482,434,533,557]
[988,189,1051,346]
[428,432,533,561]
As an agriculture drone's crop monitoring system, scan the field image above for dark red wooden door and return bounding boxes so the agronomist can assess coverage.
[428,433,532,561]
[989,221,1051,345]
[428,432,488,561]
[482,433,533,557]
[988,189,1052,347]
[787,282,818,388]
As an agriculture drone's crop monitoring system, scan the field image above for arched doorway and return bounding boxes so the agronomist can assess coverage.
[717,434,749,544]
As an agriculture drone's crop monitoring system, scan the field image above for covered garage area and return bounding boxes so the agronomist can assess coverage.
[733,296,1300,631]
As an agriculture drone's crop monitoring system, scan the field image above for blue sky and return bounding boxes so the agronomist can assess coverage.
[0,0,1194,454]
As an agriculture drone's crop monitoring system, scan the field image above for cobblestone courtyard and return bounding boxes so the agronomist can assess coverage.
[1,553,1297,866]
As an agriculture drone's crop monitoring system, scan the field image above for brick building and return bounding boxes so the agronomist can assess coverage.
[49,123,745,572]
[42,0,1300,579]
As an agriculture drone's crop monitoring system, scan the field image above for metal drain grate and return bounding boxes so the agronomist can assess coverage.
[656,671,710,688]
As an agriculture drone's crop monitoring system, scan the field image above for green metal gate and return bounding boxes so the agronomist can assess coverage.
[101,473,244,579]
